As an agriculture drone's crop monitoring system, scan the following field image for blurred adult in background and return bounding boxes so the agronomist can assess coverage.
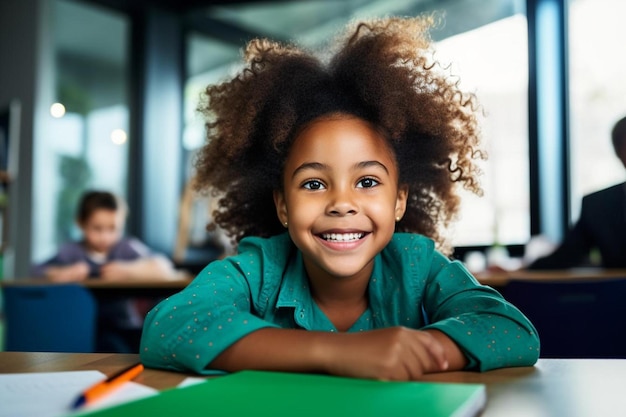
[528,115,626,269]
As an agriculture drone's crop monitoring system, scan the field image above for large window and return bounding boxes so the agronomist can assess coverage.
[435,12,529,246]
[184,0,530,248]
[568,0,626,221]
[32,0,129,262]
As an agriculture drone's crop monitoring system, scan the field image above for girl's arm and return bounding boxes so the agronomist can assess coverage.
[139,236,507,378]
[210,327,464,381]
[140,264,457,379]
[421,250,540,371]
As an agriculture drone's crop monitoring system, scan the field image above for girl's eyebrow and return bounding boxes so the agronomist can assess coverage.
[292,162,328,178]
[291,160,389,178]
[356,160,389,174]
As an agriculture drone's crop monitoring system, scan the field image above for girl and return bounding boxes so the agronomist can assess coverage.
[33,190,176,352]
[140,16,539,380]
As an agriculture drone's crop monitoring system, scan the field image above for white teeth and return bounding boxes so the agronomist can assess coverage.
[321,233,364,242]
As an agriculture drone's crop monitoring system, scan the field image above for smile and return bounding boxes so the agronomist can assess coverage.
[320,233,365,242]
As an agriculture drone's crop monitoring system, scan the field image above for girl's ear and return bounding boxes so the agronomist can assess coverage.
[395,184,409,220]
[273,189,288,226]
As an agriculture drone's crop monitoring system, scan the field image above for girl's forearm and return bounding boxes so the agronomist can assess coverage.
[209,327,462,380]
[209,328,332,374]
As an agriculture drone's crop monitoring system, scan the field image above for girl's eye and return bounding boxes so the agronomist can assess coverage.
[357,178,379,188]
[303,180,325,190]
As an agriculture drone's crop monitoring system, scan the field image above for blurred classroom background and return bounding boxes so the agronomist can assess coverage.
[0,0,625,351]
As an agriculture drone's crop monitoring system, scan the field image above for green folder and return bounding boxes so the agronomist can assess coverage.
[78,370,486,417]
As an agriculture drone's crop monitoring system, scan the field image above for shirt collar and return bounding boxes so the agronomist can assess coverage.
[276,249,311,309]
[274,247,394,327]
[273,235,411,329]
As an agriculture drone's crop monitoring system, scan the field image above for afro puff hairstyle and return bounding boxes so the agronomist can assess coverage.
[194,15,485,255]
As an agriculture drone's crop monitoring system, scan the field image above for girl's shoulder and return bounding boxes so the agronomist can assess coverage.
[194,233,295,290]
[203,233,295,281]
[383,233,452,268]
[237,233,294,260]
[386,233,436,254]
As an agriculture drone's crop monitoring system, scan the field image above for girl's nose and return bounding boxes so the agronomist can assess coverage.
[326,189,358,217]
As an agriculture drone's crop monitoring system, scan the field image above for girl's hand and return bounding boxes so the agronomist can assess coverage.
[323,327,449,381]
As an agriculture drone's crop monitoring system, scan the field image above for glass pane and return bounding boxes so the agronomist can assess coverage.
[184,0,530,248]
[568,0,626,221]
[32,0,129,262]
[436,12,529,246]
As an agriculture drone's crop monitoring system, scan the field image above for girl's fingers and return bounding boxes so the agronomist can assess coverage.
[408,332,448,376]
[423,333,449,371]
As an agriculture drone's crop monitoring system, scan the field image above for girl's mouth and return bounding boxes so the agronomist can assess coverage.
[320,232,365,242]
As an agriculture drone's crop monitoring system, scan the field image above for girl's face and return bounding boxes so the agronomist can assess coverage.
[79,208,125,255]
[274,116,407,283]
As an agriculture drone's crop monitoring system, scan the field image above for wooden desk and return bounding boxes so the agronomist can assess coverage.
[1,352,625,416]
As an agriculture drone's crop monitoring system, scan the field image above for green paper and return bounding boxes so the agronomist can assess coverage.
[78,371,486,417]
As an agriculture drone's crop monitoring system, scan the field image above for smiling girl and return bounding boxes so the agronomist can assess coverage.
[140,16,539,379]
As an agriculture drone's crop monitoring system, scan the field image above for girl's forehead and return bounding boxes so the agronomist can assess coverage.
[286,116,397,170]
[293,116,391,151]
[297,114,380,135]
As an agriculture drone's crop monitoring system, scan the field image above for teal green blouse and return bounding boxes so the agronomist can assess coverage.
[140,233,539,374]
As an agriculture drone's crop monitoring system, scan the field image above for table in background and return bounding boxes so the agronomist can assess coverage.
[0,275,193,297]
[474,268,626,288]
[7,268,626,291]
[1,352,625,417]
[0,276,193,288]
[0,277,194,352]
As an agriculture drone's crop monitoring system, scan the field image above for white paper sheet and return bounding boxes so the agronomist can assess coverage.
[0,370,157,417]
[176,377,208,388]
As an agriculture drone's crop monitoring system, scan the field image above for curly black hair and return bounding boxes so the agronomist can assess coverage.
[194,16,485,255]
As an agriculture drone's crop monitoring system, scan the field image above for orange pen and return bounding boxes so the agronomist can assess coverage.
[72,363,144,409]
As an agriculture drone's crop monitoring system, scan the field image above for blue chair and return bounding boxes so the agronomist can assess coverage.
[3,284,97,352]
[502,278,626,358]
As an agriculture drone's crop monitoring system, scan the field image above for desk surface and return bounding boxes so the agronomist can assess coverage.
[1,352,625,417]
